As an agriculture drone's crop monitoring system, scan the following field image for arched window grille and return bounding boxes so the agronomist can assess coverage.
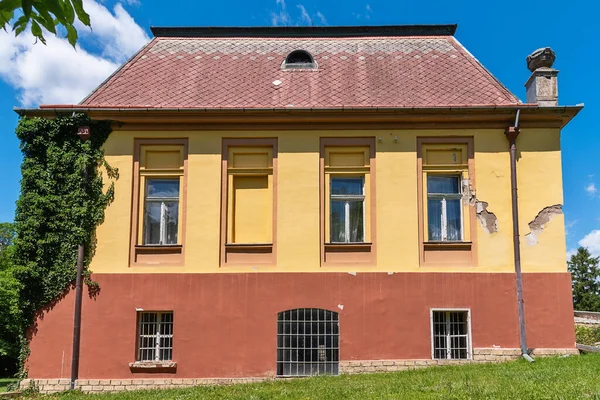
[282,50,317,69]
[277,308,339,376]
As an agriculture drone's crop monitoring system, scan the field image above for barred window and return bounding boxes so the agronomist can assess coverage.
[277,308,339,376]
[431,310,470,360]
[137,312,174,362]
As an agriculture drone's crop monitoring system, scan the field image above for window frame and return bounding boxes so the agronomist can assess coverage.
[143,178,181,246]
[276,308,340,377]
[220,138,278,266]
[320,137,376,266]
[429,308,472,361]
[130,139,188,266]
[329,176,366,243]
[417,137,476,267]
[426,175,464,242]
[136,311,174,363]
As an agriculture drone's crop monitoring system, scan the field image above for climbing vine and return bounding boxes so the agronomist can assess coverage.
[7,114,116,378]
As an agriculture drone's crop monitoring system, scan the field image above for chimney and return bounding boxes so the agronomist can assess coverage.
[525,47,558,106]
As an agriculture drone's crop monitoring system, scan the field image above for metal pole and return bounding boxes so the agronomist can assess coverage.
[70,130,89,390]
[506,126,528,357]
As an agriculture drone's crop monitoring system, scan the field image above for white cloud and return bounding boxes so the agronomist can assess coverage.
[297,5,311,25]
[586,183,597,196]
[0,0,149,106]
[316,11,327,25]
[579,230,600,257]
[77,0,149,62]
[567,248,577,260]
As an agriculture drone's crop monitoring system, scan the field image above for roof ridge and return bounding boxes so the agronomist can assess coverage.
[449,37,521,104]
[81,37,157,106]
[151,25,457,38]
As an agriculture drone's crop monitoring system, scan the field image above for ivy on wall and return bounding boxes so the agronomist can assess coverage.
[7,114,116,377]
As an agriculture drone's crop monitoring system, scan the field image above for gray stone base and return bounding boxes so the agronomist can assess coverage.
[20,348,580,394]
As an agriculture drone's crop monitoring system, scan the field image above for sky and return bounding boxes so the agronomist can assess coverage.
[0,0,598,257]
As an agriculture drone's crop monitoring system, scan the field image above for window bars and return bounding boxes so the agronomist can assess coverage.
[330,177,365,243]
[277,308,339,376]
[427,175,463,241]
[138,312,174,362]
[144,179,180,245]
[431,310,470,360]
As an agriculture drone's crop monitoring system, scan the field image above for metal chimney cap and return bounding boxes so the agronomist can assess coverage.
[527,47,556,72]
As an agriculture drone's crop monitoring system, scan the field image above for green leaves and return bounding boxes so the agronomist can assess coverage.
[7,114,115,378]
[1,0,92,46]
[568,247,600,312]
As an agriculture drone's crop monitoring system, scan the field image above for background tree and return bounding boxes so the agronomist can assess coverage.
[568,247,600,312]
[0,222,21,377]
[0,0,90,46]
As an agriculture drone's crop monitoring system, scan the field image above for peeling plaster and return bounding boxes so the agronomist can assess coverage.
[476,201,499,234]
[462,179,498,234]
[524,204,563,246]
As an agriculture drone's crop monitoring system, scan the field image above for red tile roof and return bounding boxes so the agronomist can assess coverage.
[80,27,521,109]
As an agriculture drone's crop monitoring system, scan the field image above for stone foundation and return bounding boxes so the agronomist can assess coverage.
[21,348,580,394]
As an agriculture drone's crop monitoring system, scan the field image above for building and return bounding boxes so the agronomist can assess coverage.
[19,25,581,392]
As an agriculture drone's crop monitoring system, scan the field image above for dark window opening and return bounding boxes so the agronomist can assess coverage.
[283,50,316,69]
[277,308,339,376]
[432,310,469,360]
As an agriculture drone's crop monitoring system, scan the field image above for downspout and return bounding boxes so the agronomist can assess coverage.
[505,109,534,363]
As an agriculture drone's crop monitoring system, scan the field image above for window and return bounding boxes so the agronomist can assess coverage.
[417,138,475,266]
[283,50,317,69]
[431,310,471,360]
[137,312,174,362]
[130,139,188,266]
[330,177,365,243]
[277,308,339,376]
[427,175,462,242]
[321,138,375,265]
[221,139,277,265]
[144,179,180,245]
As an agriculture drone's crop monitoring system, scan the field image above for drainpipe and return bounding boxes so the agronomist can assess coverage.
[71,126,91,389]
[505,110,533,363]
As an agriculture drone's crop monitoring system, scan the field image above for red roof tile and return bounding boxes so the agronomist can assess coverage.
[80,29,521,109]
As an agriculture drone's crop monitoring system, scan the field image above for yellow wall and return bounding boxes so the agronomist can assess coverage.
[92,128,566,274]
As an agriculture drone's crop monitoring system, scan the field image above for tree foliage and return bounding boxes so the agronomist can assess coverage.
[0,0,90,46]
[0,114,115,377]
[568,247,600,312]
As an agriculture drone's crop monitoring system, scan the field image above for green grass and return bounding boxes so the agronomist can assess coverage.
[22,354,600,399]
[0,378,18,393]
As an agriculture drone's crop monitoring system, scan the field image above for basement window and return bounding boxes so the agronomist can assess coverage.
[137,311,174,362]
[431,310,471,360]
[277,308,339,376]
[282,50,317,70]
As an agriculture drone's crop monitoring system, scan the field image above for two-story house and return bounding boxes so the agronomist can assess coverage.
[19,25,581,392]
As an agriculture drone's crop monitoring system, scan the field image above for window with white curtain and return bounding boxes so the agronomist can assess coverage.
[427,175,462,241]
[330,177,365,243]
[144,179,180,245]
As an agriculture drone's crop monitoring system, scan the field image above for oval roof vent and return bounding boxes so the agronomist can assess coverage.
[282,50,317,70]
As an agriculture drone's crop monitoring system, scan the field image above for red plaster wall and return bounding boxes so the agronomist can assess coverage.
[26,272,575,379]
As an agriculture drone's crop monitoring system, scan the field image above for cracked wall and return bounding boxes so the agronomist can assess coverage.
[524,205,563,246]
[462,179,498,234]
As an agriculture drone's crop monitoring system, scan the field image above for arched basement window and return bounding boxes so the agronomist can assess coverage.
[277,308,339,376]
[282,50,317,69]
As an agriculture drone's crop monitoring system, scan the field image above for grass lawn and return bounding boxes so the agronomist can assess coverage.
[21,354,600,399]
[0,378,18,393]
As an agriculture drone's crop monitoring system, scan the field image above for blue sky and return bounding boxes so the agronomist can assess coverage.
[0,0,598,256]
